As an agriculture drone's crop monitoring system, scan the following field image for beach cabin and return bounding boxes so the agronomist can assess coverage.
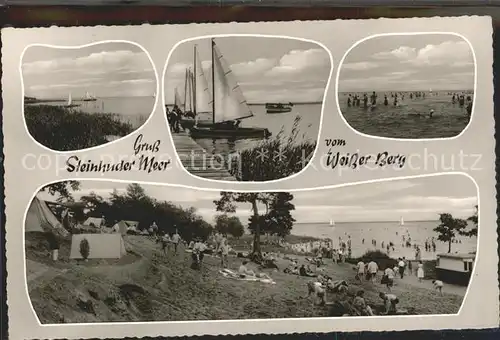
[435,253,475,286]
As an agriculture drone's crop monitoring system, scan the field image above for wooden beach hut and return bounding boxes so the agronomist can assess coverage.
[435,252,475,286]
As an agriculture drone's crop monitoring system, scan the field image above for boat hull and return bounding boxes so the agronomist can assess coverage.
[179,119,214,130]
[189,127,271,140]
[435,267,472,286]
[266,107,292,114]
[82,99,97,102]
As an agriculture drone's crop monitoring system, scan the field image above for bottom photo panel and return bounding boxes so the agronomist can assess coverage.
[25,174,478,323]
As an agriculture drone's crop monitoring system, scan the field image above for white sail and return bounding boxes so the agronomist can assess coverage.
[400,216,404,226]
[184,69,194,112]
[174,88,182,107]
[194,45,212,113]
[330,218,335,226]
[67,92,72,106]
[212,40,253,123]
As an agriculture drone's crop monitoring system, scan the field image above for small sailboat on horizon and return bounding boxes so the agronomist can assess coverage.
[329,218,335,227]
[400,216,405,226]
[82,91,97,102]
[63,92,80,109]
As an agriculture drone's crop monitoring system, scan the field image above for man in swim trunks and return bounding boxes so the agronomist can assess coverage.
[383,266,395,291]
[379,292,399,315]
[171,229,181,254]
[306,280,327,306]
[432,280,444,295]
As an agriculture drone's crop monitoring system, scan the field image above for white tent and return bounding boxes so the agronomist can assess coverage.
[69,234,126,259]
[83,217,104,228]
[25,197,69,237]
[112,220,139,235]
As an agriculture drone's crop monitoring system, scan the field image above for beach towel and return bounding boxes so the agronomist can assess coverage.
[219,269,276,284]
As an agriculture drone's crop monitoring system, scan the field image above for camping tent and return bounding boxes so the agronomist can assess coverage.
[25,197,69,237]
[112,220,139,235]
[83,217,104,228]
[69,233,126,259]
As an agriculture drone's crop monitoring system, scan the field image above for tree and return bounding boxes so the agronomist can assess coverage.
[461,205,478,237]
[214,191,295,260]
[433,213,468,253]
[215,214,245,238]
[227,217,245,239]
[40,181,80,202]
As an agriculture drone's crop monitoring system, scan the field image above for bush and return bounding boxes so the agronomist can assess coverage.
[230,116,316,181]
[79,238,90,260]
[24,105,133,151]
[351,250,398,270]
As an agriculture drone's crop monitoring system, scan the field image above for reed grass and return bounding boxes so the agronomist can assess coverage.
[231,115,317,181]
[25,105,134,151]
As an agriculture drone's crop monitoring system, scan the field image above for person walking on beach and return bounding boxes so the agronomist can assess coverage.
[356,260,365,281]
[161,233,171,256]
[171,229,181,255]
[220,238,230,268]
[367,260,379,283]
[417,261,424,282]
[382,266,395,291]
[398,258,405,279]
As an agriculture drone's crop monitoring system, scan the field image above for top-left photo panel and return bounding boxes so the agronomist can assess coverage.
[22,42,157,152]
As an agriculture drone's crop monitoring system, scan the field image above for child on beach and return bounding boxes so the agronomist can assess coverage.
[432,280,444,295]
[417,261,424,282]
[352,290,374,316]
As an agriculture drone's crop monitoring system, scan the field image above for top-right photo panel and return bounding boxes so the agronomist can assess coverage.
[338,34,475,139]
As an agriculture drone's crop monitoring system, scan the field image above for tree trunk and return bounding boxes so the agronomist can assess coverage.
[448,240,452,253]
[251,199,262,258]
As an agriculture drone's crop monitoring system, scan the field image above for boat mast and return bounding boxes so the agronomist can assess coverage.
[183,69,188,110]
[193,45,197,115]
[211,38,215,124]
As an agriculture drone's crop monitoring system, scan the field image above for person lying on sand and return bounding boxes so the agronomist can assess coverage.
[299,264,317,277]
[379,292,399,315]
[432,280,444,295]
[238,260,272,280]
[326,279,349,294]
[352,290,374,316]
[306,280,327,306]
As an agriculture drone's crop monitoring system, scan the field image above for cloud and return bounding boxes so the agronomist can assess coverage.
[370,40,473,67]
[22,49,152,76]
[342,61,380,71]
[164,47,330,103]
[266,48,330,77]
[372,46,417,60]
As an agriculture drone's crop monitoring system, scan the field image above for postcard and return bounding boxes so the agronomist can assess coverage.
[2,16,497,339]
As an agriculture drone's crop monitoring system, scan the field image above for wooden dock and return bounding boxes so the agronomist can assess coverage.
[171,131,238,181]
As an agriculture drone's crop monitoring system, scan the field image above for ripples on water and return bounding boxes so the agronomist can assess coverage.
[339,92,473,139]
[292,221,477,260]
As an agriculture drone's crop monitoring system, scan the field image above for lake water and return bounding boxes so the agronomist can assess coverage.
[291,220,477,260]
[29,96,155,129]
[168,103,322,155]
[338,91,473,139]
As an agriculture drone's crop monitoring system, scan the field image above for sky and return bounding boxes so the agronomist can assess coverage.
[338,35,475,92]
[37,175,477,228]
[22,43,156,99]
[163,37,331,104]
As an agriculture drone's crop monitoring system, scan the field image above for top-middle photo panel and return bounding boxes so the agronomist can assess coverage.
[163,36,331,182]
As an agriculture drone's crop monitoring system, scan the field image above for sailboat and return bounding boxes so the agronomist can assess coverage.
[329,218,335,227]
[400,216,405,226]
[188,39,271,140]
[82,91,97,102]
[63,92,80,108]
